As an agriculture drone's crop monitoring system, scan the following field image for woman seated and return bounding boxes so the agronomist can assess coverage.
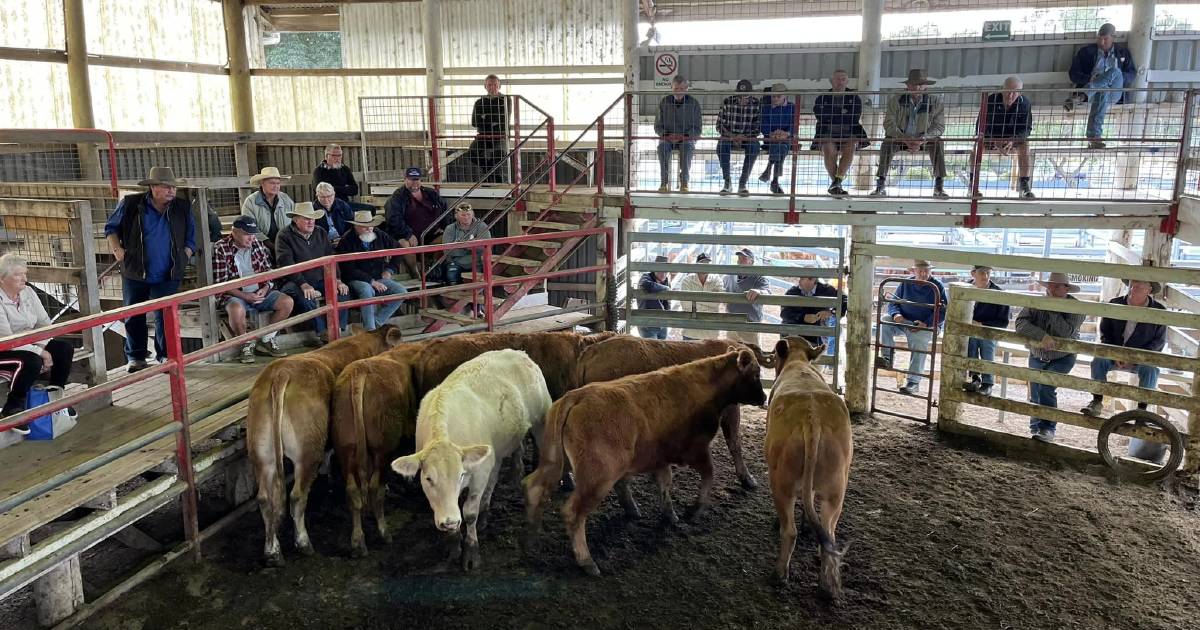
[0,254,74,417]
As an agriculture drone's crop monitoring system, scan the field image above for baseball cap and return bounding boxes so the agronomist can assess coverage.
[735,248,755,260]
[736,79,753,92]
[232,216,259,234]
[696,253,712,263]
[405,166,423,179]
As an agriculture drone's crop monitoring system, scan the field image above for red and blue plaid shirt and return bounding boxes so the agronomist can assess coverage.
[211,235,274,305]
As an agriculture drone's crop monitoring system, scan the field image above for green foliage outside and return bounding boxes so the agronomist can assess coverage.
[265,32,342,69]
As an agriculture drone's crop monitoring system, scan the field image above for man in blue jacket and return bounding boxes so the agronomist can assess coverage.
[637,255,673,339]
[1065,23,1137,148]
[876,260,948,395]
[961,265,1011,396]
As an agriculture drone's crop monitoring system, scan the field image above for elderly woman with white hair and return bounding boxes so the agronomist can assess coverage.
[312,181,355,241]
[0,254,74,417]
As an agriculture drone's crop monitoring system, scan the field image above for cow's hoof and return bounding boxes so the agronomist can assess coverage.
[559,472,576,492]
[660,511,679,528]
[623,506,642,520]
[685,504,708,522]
[739,474,759,490]
[579,560,601,577]
[461,546,482,572]
[264,553,285,568]
[350,544,368,559]
[296,542,316,557]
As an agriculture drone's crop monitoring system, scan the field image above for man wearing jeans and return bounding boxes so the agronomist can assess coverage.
[104,167,196,372]
[1065,23,1137,149]
[654,75,703,193]
[961,265,1010,396]
[276,202,350,344]
[716,79,761,196]
[876,260,947,395]
[1015,272,1086,443]
[335,210,407,331]
[637,255,673,340]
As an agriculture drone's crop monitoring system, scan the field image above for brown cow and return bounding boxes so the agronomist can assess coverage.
[330,341,426,558]
[766,336,853,599]
[246,324,403,566]
[575,336,776,489]
[523,350,767,576]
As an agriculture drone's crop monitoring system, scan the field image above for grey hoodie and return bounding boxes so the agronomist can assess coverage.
[724,274,769,322]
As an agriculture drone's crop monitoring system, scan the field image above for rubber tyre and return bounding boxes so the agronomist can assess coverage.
[1096,409,1185,482]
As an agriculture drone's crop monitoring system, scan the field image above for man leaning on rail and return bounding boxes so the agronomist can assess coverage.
[961,264,1010,397]
[1015,272,1086,444]
[875,259,947,396]
[1081,278,1166,418]
[104,167,196,373]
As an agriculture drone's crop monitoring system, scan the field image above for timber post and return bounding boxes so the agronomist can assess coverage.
[845,225,875,419]
[937,283,973,430]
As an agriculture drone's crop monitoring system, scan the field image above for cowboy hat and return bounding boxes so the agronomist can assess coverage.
[249,166,292,186]
[346,209,384,228]
[1122,277,1162,294]
[912,259,932,269]
[286,201,326,220]
[904,69,937,86]
[138,166,188,187]
[770,82,787,93]
[1038,272,1080,293]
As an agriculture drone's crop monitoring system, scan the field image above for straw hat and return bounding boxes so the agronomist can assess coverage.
[1037,272,1080,293]
[138,166,188,187]
[249,166,291,186]
[286,201,326,220]
[346,209,384,227]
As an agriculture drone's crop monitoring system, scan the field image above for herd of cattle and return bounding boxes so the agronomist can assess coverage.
[244,327,854,597]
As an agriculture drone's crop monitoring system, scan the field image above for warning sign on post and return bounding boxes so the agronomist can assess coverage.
[653,52,679,89]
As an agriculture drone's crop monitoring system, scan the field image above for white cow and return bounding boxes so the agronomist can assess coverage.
[391,349,551,571]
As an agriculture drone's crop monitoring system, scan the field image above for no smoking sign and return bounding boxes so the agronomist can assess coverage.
[653,52,679,88]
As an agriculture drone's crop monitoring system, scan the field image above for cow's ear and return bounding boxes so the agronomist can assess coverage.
[348,323,366,336]
[384,325,404,347]
[737,349,756,371]
[806,342,825,362]
[774,338,790,365]
[391,452,422,479]
[460,444,493,471]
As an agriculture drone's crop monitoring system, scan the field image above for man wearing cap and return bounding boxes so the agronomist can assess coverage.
[813,69,868,197]
[442,203,492,286]
[876,260,948,395]
[241,166,295,244]
[724,248,770,346]
[311,144,359,203]
[759,84,795,195]
[1015,272,1086,443]
[211,217,293,363]
[637,255,674,339]
[981,77,1035,199]
[1082,278,1166,419]
[676,252,724,341]
[276,202,350,342]
[1066,23,1137,149]
[781,274,846,349]
[716,79,761,196]
[872,69,948,200]
[335,210,407,331]
[962,265,1010,396]
[104,167,197,372]
[384,167,448,277]
[469,74,509,183]
[654,75,703,193]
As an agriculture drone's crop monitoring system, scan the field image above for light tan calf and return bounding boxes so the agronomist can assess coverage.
[766,336,853,599]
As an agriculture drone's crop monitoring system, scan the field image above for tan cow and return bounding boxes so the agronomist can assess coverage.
[330,341,426,558]
[575,336,777,489]
[766,336,853,599]
[246,324,403,566]
[524,350,767,576]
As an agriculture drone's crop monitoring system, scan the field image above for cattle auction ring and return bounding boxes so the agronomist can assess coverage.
[1096,409,1185,482]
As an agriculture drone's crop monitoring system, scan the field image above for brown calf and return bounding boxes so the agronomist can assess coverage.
[246,325,403,566]
[330,341,426,558]
[766,337,853,599]
[575,335,776,489]
[524,350,767,576]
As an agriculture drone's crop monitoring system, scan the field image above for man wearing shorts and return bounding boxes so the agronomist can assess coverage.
[212,217,293,363]
[982,76,1035,199]
[812,69,867,197]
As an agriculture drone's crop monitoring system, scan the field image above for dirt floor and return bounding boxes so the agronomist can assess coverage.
[70,404,1200,630]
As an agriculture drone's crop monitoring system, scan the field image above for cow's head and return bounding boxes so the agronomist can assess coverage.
[360,324,404,351]
[729,349,767,407]
[740,342,777,369]
[774,336,825,373]
[391,440,492,532]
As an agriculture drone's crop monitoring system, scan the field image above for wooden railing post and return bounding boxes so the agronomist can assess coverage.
[845,226,876,419]
[938,283,973,430]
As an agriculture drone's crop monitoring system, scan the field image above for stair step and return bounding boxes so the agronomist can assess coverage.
[516,240,565,250]
[400,279,443,291]
[520,220,579,231]
[442,289,505,304]
[528,202,596,214]
[494,255,543,267]
[422,308,482,326]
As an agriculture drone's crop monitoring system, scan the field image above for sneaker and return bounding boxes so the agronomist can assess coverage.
[255,338,286,358]
[1080,399,1104,417]
[869,187,887,197]
[1020,189,1036,200]
[932,188,949,200]
[874,355,893,370]
[758,169,771,183]
[1088,139,1106,150]
[1032,429,1056,443]
[962,376,981,393]
[977,384,993,396]
[829,185,849,198]
[127,358,149,373]
[898,383,919,396]
[1062,97,1076,113]
[770,181,785,195]
[737,187,750,197]
[679,183,689,193]
[720,181,732,195]
[657,184,670,193]
[239,344,256,364]
[317,331,330,346]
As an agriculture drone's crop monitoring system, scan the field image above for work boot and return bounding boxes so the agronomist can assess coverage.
[1019,177,1035,199]
[758,168,772,183]
[977,384,993,396]
[1080,398,1104,417]
[679,182,689,193]
[720,180,732,195]
[869,179,887,197]
[737,185,750,197]
[127,358,149,373]
[1088,139,1106,150]
[932,178,949,199]
[657,183,670,193]
[770,181,785,195]
[962,375,982,393]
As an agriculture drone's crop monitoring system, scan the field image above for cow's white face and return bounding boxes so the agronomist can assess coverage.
[391,441,492,532]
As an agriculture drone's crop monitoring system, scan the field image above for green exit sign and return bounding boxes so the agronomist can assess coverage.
[983,20,1012,41]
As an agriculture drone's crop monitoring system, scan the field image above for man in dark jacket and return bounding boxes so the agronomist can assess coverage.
[468,75,509,183]
[654,75,704,193]
[335,210,406,331]
[961,265,1011,396]
[311,144,359,202]
[877,259,948,395]
[1065,23,1137,148]
[384,167,448,276]
[104,167,196,372]
[982,77,1035,199]
[637,255,673,339]
[781,274,846,348]
[276,202,349,342]
[812,70,868,197]
[1081,278,1166,417]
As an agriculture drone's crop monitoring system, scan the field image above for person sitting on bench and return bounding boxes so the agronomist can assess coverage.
[211,217,293,363]
[0,254,74,417]
[982,76,1035,199]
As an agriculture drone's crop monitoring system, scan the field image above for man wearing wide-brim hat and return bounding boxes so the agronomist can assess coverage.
[871,68,949,200]
[275,202,349,343]
[104,166,197,372]
[334,210,408,331]
[1015,272,1086,443]
[1082,278,1168,462]
[241,166,295,243]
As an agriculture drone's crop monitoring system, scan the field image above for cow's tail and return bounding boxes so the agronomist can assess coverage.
[268,373,289,512]
[350,371,372,497]
[525,397,573,495]
[800,415,837,557]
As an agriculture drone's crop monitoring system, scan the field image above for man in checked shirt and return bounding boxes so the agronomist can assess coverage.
[717,79,762,196]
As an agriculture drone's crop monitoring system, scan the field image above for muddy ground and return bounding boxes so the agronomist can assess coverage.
[68,404,1200,630]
